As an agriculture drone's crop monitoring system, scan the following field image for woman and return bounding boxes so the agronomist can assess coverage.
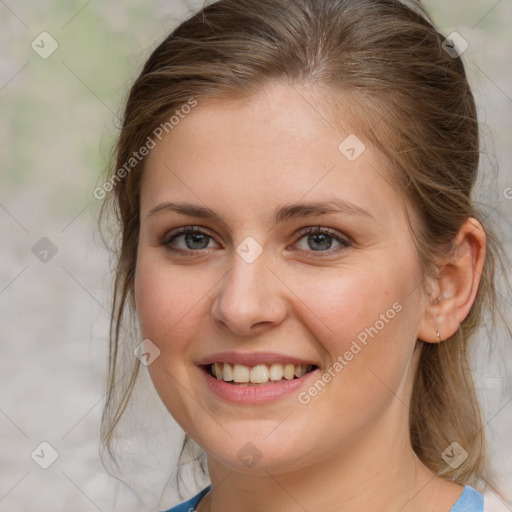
[99,0,511,510]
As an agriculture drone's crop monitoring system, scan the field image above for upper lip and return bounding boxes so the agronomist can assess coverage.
[196,351,317,367]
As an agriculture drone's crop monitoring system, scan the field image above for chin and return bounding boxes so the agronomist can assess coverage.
[193,427,316,475]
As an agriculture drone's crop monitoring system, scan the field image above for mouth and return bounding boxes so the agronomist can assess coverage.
[204,362,318,385]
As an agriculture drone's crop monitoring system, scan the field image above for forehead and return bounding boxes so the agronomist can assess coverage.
[140,82,407,227]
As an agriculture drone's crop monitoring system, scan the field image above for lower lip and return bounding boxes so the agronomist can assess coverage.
[200,366,319,404]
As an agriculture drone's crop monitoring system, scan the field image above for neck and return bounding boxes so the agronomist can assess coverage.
[199,404,459,512]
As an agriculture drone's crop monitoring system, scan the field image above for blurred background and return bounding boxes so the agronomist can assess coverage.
[1,1,511,511]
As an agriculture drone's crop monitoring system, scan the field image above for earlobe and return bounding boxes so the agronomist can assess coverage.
[417,217,486,344]
[418,295,456,343]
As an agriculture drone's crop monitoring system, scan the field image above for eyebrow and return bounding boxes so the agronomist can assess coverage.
[146,199,376,224]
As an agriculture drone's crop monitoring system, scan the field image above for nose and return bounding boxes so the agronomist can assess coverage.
[210,248,288,336]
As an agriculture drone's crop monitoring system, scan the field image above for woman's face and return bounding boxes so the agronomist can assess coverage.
[135,82,427,473]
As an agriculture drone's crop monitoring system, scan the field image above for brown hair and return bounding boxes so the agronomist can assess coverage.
[99,0,509,498]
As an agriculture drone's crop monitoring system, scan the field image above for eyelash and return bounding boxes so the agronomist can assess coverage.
[162,225,351,257]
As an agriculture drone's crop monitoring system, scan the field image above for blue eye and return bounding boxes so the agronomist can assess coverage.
[163,226,350,256]
[294,226,350,254]
[164,227,217,253]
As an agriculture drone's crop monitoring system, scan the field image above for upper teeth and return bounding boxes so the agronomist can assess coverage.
[211,363,313,383]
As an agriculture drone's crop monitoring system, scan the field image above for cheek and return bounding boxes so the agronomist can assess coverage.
[134,252,209,350]
[133,252,212,431]
[290,253,421,390]
[289,262,407,349]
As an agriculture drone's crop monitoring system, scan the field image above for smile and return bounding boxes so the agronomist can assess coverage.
[207,362,316,385]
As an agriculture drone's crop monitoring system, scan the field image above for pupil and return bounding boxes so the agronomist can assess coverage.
[185,233,209,249]
[308,233,332,250]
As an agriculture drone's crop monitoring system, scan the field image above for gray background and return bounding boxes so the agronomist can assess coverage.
[1,1,511,511]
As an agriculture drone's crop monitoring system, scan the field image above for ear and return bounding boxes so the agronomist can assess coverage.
[417,217,486,343]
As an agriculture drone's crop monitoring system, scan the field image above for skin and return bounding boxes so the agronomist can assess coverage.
[134,81,486,512]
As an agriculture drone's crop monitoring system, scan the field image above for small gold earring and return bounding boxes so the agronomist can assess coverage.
[434,326,441,340]
[433,296,443,305]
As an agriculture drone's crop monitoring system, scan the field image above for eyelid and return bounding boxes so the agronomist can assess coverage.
[163,225,214,243]
[291,225,351,253]
[162,225,351,255]
[162,226,219,252]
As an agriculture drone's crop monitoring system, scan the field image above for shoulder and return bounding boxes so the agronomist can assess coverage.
[157,486,211,512]
[449,485,484,511]
[157,484,512,512]
[449,484,512,512]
